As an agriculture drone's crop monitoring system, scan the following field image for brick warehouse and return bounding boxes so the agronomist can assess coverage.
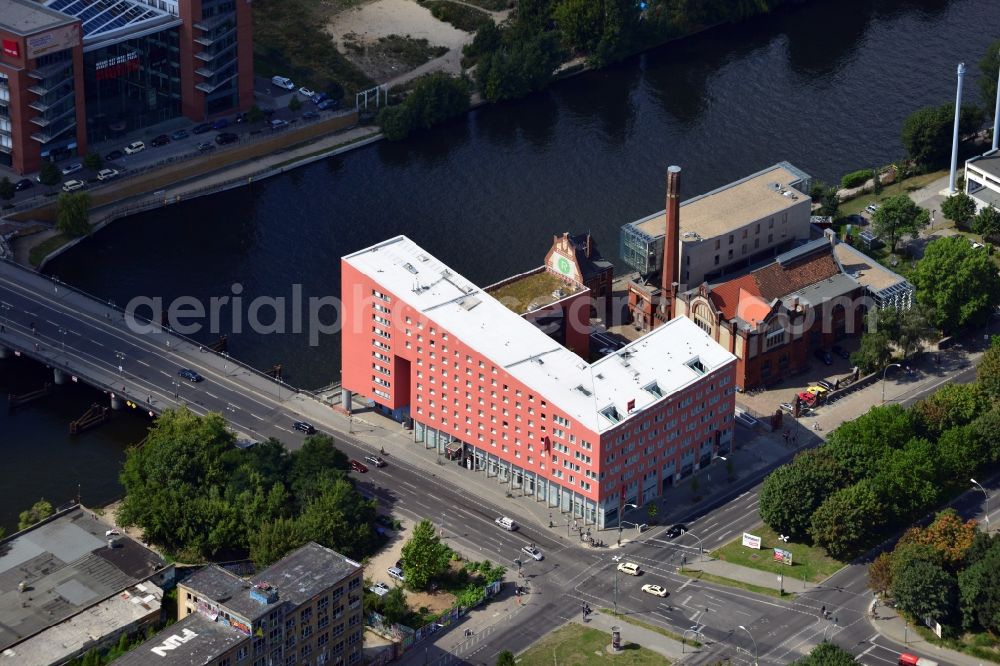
[341,236,738,529]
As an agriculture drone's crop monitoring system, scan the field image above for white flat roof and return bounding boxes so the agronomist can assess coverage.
[344,236,735,433]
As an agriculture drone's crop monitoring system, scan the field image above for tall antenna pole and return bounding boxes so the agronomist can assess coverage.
[948,62,966,194]
[993,62,999,151]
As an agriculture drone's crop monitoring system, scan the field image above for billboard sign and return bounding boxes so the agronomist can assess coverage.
[2,39,19,58]
[773,548,793,565]
[95,51,139,81]
[742,532,761,550]
[26,23,81,59]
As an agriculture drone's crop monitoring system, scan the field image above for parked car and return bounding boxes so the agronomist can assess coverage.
[151,134,171,147]
[292,421,316,434]
[641,584,668,597]
[312,93,329,105]
[805,385,828,397]
[369,582,390,597]
[171,129,189,140]
[797,391,818,407]
[779,401,796,414]
[177,368,203,382]
[317,98,340,111]
[61,179,86,192]
[814,348,833,365]
[865,203,880,214]
[14,178,33,191]
[302,111,318,120]
[521,545,543,561]
[61,162,83,175]
[386,566,405,582]
[192,122,212,134]
[297,86,316,98]
[197,141,215,152]
[364,455,386,468]
[124,141,145,155]
[350,459,368,473]
[831,345,850,360]
[815,379,835,392]
[96,168,119,181]
[269,118,289,129]
[212,118,230,130]
[215,132,238,145]
[233,112,247,124]
[271,75,295,90]
[617,562,641,576]
[104,149,124,161]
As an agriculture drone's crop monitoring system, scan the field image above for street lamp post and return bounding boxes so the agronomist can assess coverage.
[618,503,638,546]
[971,478,991,532]
[115,351,126,375]
[881,363,902,404]
[59,327,67,351]
[611,555,622,616]
[738,625,758,666]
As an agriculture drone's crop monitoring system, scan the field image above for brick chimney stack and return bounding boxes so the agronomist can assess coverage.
[661,165,682,319]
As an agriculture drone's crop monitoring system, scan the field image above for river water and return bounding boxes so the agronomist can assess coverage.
[4,0,998,530]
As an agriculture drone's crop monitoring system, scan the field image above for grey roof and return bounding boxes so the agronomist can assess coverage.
[968,149,1000,182]
[182,543,361,621]
[0,506,168,653]
[787,272,860,306]
[0,0,77,36]
[112,613,248,666]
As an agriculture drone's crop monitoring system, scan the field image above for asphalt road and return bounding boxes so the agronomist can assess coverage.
[1,259,992,665]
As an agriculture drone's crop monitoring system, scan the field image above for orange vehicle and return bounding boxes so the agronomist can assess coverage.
[898,653,939,666]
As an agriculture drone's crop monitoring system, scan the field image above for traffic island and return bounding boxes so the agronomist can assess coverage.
[515,622,673,665]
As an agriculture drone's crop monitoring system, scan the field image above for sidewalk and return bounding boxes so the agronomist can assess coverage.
[868,612,990,666]
[584,610,686,661]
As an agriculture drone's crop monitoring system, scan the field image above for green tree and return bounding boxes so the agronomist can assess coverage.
[377,105,413,141]
[973,204,1000,240]
[759,449,843,540]
[246,105,265,124]
[405,73,470,131]
[18,498,54,530]
[979,38,1000,110]
[868,551,894,595]
[288,434,349,504]
[977,338,1000,401]
[82,152,103,172]
[793,641,858,666]
[870,193,929,254]
[477,32,563,103]
[940,193,976,230]
[380,586,410,625]
[298,476,376,559]
[0,176,14,201]
[646,502,658,523]
[400,519,452,590]
[850,328,891,373]
[874,305,937,360]
[872,167,882,197]
[871,437,941,521]
[817,185,839,218]
[911,235,1000,332]
[56,191,93,237]
[39,161,61,187]
[823,404,916,481]
[892,558,958,625]
[496,650,517,666]
[958,535,1000,633]
[461,19,502,66]
[901,104,983,168]
[289,95,302,113]
[809,480,887,560]
[898,510,978,571]
[250,516,305,566]
[913,383,988,439]
[969,404,1000,465]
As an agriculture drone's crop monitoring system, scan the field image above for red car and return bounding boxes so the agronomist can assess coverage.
[349,460,368,473]
[797,391,817,407]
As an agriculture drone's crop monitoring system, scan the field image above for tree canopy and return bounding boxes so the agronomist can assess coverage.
[911,235,1000,333]
[19,498,54,530]
[870,194,929,254]
[940,193,976,231]
[901,104,983,168]
[793,641,858,666]
[809,480,886,560]
[973,205,1000,240]
[57,192,93,237]
[760,449,842,540]
[400,519,452,591]
[979,38,1000,109]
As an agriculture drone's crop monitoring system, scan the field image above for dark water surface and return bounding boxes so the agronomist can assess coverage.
[5,0,998,530]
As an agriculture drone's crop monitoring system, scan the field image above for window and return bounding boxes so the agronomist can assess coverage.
[728,234,734,244]
[765,326,785,350]
[714,255,719,265]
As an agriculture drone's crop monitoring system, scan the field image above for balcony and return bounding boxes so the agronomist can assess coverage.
[30,119,76,144]
[193,34,215,47]
[195,66,216,78]
[28,84,51,96]
[28,60,72,81]
[195,72,237,94]
[193,13,234,32]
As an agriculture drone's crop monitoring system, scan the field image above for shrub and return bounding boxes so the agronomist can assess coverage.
[840,169,873,189]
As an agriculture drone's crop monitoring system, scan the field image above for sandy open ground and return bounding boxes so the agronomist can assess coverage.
[326,0,469,51]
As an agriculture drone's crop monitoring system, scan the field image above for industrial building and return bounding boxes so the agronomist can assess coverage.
[620,163,814,330]
[0,505,174,666]
[341,235,738,529]
[965,148,1000,212]
[0,0,253,174]
[115,542,364,666]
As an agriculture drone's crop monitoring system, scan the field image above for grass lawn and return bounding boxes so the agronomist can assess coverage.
[424,1,492,32]
[838,169,948,217]
[517,623,671,666]
[598,609,699,647]
[678,568,792,600]
[710,524,843,583]
[911,619,1000,663]
[29,233,72,267]
[487,271,573,314]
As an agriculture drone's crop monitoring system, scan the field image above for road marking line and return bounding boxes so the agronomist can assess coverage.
[250,413,264,421]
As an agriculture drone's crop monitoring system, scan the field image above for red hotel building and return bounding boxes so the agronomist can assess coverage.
[342,236,738,529]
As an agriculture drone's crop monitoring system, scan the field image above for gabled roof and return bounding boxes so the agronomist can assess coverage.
[568,233,613,283]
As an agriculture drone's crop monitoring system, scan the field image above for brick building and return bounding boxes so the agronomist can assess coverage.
[341,236,738,529]
[0,0,253,174]
[115,543,364,666]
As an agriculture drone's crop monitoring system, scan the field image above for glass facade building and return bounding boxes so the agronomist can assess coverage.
[82,28,181,143]
[194,0,240,116]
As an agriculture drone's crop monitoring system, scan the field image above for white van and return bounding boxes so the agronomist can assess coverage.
[495,516,518,531]
[271,75,294,90]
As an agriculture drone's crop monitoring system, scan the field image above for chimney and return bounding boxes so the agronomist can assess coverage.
[661,166,682,318]
[586,233,593,258]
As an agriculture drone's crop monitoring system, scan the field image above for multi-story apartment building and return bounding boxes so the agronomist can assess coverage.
[0,0,253,174]
[620,163,814,330]
[115,543,364,666]
[341,236,738,529]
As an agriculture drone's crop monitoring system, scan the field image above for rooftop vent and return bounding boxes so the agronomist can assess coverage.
[403,262,418,275]
[601,406,623,424]
[575,385,593,397]
[768,182,781,191]
[250,582,279,605]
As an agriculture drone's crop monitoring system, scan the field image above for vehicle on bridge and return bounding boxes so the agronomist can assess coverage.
[177,368,203,382]
[293,420,316,434]
[898,654,938,666]
[641,584,668,597]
